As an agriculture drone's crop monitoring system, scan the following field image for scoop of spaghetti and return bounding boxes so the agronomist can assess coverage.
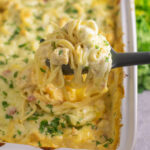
[16,20,112,107]
[34,20,112,91]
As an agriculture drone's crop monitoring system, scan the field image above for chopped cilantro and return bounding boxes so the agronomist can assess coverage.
[18,43,27,48]
[39,120,49,133]
[37,27,44,31]
[38,141,42,147]
[23,58,29,64]
[5,114,13,119]
[2,101,9,109]
[107,5,114,9]
[39,117,63,137]
[17,130,21,135]
[9,80,14,88]
[2,91,7,97]
[0,75,8,83]
[86,122,96,129]
[27,112,43,121]
[65,7,78,14]
[60,123,66,128]
[34,14,42,20]
[96,141,101,146]
[76,121,80,125]
[59,50,63,55]
[63,114,72,127]
[6,27,20,44]
[87,9,93,14]
[12,54,19,58]
[47,117,63,137]
[40,68,46,73]
[103,143,108,148]
[13,135,16,138]
[47,104,54,115]
[107,138,113,144]
[13,71,18,78]
[36,36,42,41]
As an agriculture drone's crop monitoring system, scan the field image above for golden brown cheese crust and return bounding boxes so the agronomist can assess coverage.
[0,0,124,150]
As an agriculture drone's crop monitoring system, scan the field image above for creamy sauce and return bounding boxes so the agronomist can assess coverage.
[0,0,124,150]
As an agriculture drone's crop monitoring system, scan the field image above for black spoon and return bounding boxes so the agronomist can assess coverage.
[45,48,150,75]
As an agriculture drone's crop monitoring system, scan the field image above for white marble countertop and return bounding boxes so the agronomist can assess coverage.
[134,91,150,150]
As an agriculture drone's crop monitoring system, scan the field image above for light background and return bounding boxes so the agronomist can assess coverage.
[134,91,150,150]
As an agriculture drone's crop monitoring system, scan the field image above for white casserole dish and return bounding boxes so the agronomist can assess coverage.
[118,0,137,150]
[0,0,137,150]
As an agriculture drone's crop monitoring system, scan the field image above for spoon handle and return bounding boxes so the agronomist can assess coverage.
[112,52,150,68]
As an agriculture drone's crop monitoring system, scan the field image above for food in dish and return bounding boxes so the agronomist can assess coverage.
[0,0,124,150]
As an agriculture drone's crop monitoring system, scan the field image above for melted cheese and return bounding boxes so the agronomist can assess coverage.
[0,0,124,150]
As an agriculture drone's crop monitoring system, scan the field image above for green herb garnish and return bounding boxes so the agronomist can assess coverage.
[38,141,42,147]
[6,27,20,44]
[23,58,29,64]
[103,143,108,148]
[27,112,43,121]
[107,5,114,9]
[5,114,13,119]
[2,101,9,109]
[0,75,8,83]
[17,130,22,135]
[65,7,78,14]
[87,9,93,14]
[13,71,18,78]
[12,54,19,58]
[63,114,72,127]
[39,117,63,137]
[60,123,66,128]
[37,27,44,31]
[40,68,46,73]
[96,141,101,146]
[18,43,28,48]
[2,91,7,97]
[39,120,49,133]
[59,50,63,55]
[47,104,54,115]
[36,36,42,41]
[9,80,14,88]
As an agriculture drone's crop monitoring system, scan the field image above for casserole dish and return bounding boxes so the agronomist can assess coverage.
[0,1,137,149]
